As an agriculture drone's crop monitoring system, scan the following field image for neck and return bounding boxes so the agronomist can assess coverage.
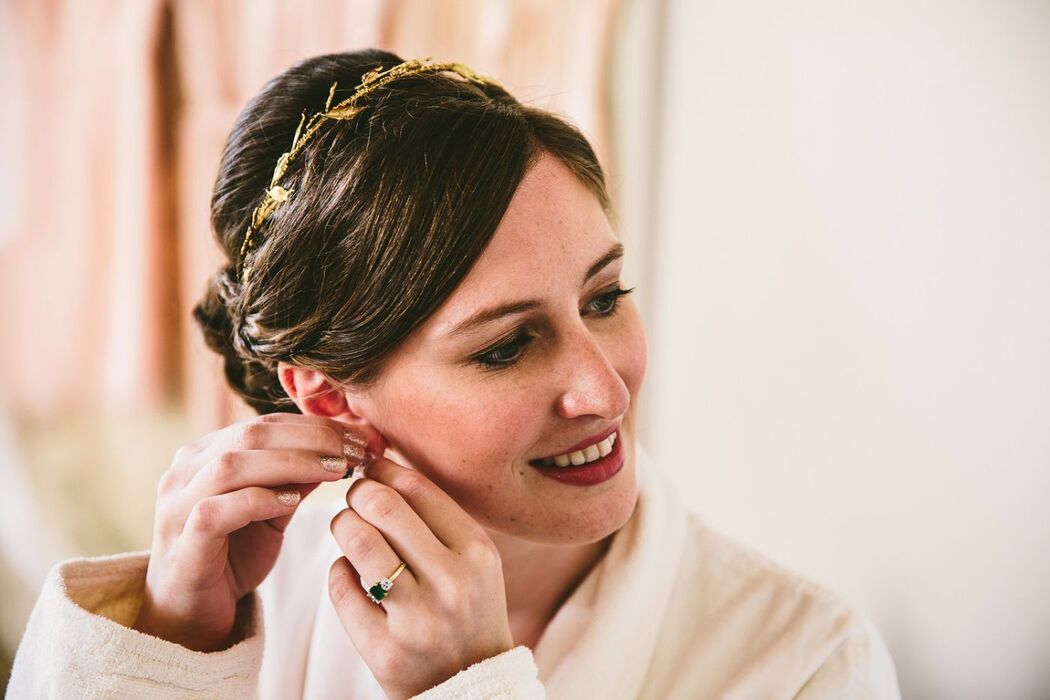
[486,529,612,649]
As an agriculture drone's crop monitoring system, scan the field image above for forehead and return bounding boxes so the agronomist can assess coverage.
[426,154,616,331]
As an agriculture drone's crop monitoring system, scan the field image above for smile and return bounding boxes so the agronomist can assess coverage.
[527,429,625,487]
[534,432,617,468]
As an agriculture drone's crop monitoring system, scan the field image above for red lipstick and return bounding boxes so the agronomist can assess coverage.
[533,424,619,462]
[529,430,625,486]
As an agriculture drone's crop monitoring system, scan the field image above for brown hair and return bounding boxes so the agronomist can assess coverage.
[194,49,613,414]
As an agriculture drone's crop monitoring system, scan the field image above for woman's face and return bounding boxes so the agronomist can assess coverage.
[352,152,648,545]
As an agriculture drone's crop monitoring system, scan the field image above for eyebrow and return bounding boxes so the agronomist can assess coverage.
[446,242,625,338]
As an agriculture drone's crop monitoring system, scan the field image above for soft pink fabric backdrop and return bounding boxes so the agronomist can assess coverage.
[1,0,620,433]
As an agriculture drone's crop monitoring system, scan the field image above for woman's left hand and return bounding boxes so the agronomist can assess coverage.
[328,455,515,700]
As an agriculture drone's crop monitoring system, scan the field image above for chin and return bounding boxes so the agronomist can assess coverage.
[497,461,641,546]
[558,492,639,544]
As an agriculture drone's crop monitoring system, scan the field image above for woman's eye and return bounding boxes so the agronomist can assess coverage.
[587,285,635,316]
[470,285,636,371]
[472,332,535,370]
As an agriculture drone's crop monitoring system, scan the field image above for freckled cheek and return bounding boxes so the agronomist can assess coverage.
[451,400,537,467]
[389,385,535,481]
[615,312,649,397]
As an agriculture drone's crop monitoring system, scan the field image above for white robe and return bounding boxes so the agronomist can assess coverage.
[8,442,901,698]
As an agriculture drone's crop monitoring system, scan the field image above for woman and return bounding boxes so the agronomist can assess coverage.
[9,50,901,698]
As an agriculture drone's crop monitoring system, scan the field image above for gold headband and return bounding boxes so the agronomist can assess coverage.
[237,57,500,284]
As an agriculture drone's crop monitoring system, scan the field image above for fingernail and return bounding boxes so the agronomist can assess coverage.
[343,440,366,461]
[320,455,348,473]
[343,429,368,447]
[276,489,301,506]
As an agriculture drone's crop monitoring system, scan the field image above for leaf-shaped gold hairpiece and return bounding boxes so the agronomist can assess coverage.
[238,57,499,284]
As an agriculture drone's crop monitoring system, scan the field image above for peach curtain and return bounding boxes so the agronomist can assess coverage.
[1,0,620,433]
[0,0,177,416]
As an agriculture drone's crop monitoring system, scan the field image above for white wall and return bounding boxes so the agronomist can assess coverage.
[617,1,1050,698]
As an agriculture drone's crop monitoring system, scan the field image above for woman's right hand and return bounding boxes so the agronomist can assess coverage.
[132,413,378,652]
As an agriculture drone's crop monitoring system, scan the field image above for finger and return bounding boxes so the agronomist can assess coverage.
[330,508,420,606]
[362,457,483,551]
[176,485,305,584]
[183,449,362,504]
[265,481,322,532]
[191,413,358,454]
[166,416,372,491]
[345,477,449,571]
[198,418,371,468]
[328,555,387,647]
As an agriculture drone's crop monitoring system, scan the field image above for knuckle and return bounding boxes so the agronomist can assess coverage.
[237,422,264,450]
[360,487,401,520]
[188,497,220,533]
[171,444,195,467]
[154,503,181,541]
[208,451,239,486]
[283,449,301,475]
[329,509,353,537]
[234,487,257,513]
[462,535,501,566]
[394,472,431,501]
[328,560,355,605]
[156,468,181,497]
[156,520,180,548]
[343,525,379,560]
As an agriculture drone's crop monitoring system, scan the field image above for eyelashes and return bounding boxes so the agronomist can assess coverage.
[471,285,636,371]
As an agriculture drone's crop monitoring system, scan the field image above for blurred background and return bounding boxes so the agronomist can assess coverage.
[2,0,1048,698]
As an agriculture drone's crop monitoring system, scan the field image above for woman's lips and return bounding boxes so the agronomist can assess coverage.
[530,423,620,463]
[528,430,625,486]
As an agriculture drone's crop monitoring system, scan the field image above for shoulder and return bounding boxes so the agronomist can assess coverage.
[683,514,853,616]
[650,514,900,698]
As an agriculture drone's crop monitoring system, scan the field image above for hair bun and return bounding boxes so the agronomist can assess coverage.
[192,268,298,414]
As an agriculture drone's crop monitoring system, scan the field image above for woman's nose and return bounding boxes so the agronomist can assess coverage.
[554,327,630,421]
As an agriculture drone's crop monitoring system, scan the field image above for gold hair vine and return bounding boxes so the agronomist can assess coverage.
[238,57,500,284]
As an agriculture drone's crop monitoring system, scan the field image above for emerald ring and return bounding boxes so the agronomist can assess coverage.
[366,561,408,603]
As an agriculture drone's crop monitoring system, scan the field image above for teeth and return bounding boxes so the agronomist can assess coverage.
[537,432,617,468]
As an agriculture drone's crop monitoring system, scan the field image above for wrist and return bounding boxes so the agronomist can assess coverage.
[132,601,238,653]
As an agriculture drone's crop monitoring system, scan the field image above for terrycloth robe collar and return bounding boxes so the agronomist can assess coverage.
[530,442,690,697]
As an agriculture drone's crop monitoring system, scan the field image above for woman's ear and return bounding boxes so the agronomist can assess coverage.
[277,362,346,417]
[276,361,389,457]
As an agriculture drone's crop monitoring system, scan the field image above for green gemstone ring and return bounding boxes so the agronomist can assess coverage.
[366,561,407,604]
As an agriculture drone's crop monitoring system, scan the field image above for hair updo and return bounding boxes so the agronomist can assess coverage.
[194,49,612,414]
